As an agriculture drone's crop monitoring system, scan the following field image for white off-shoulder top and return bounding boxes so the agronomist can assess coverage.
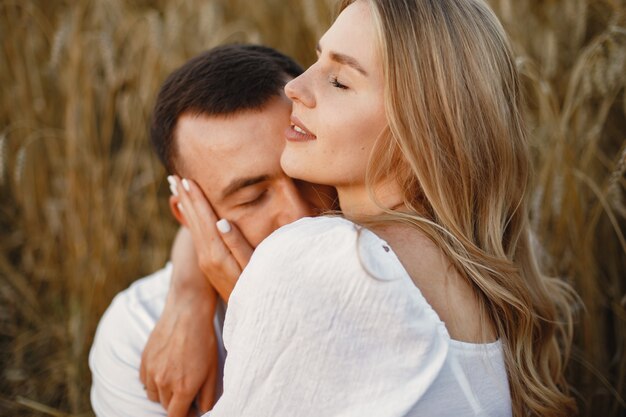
[205,216,512,417]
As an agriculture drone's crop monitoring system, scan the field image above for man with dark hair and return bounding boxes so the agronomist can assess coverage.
[150,44,303,174]
[89,44,334,417]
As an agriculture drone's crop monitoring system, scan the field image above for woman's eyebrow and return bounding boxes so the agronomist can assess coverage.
[316,42,368,76]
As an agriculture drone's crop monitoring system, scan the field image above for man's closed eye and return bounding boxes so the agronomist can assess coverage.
[238,190,268,207]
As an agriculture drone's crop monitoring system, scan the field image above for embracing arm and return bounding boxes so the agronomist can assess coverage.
[140,176,255,417]
[139,228,219,416]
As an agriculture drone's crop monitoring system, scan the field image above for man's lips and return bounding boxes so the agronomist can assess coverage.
[285,116,317,142]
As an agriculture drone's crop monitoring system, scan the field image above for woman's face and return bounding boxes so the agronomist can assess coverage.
[282,0,387,188]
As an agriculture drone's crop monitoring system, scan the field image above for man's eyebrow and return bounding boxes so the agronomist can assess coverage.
[221,175,270,200]
[316,42,368,76]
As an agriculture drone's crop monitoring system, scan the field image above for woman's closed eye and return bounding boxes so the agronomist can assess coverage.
[329,75,349,90]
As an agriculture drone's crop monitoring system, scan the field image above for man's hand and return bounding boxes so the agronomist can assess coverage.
[140,228,219,417]
[172,176,254,302]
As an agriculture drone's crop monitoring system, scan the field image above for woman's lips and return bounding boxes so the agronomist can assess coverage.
[286,116,317,142]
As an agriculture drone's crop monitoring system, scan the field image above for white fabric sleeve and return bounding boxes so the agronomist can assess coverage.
[207,217,450,417]
[89,275,170,417]
[90,264,227,417]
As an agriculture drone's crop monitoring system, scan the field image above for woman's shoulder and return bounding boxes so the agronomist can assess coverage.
[251,216,411,282]
[227,216,378,336]
[230,214,451,334]
[252,216,359,256]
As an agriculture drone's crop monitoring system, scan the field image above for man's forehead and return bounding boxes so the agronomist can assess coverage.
[174,114,285,202]
[176,102,288,150]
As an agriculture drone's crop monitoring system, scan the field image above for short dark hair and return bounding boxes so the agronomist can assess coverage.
[150,44,303,173]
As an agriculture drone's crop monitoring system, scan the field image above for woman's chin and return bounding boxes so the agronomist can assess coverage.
[280,150,310,181]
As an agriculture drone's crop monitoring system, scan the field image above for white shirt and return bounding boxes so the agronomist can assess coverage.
[206,216,511,417]
[89,264,226,417]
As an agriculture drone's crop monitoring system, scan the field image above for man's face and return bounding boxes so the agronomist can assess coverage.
[173,94,315,247]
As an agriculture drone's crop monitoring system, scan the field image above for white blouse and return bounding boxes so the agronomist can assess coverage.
[206,216,512,416]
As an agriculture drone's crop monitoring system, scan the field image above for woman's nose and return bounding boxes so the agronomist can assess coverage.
[284,70,315,108]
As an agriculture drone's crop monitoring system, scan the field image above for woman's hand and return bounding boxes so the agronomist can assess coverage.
[140,228,219,417]
[140,176,254,416]
[172,175,253,302]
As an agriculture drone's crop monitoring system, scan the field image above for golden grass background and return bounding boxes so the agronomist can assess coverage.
[0,0,624,415]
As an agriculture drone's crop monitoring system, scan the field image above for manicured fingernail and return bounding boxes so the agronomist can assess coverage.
[216,219,231,234]
[177,202,184,213]
[182,178,191,192]
[167,175,176,186]
[169,183,178,196]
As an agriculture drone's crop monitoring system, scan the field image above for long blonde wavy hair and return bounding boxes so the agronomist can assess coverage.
[339,0,579,415]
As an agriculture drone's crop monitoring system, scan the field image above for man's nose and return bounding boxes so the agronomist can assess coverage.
[275,179,313,227]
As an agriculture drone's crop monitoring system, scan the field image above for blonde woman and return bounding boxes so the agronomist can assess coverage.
[174,0,577,416]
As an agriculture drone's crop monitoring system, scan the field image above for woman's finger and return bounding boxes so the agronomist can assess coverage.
[173,176,242,300]
[195,347,218,413]
[167,391,196,417]
[144,378,160,403]
[175,176,252,270]
[174,176,230,263]
[216,219,254,270]
[158,384,173,411]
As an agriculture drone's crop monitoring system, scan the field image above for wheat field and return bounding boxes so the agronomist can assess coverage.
[0,0,624,416]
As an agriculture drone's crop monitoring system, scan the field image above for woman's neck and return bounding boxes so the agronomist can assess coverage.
[336,181,404,217]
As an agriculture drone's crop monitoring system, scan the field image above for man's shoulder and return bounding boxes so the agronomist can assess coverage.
[89,264,174,417]
[122,263,173,306]
[91,264,172,352]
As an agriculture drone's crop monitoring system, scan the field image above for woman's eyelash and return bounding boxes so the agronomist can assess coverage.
[329,75,348,90]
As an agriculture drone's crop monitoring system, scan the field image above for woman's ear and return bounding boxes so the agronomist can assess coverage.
[169,195,187,227]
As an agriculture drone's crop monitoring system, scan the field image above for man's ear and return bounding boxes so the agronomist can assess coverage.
[169,195,187,227]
